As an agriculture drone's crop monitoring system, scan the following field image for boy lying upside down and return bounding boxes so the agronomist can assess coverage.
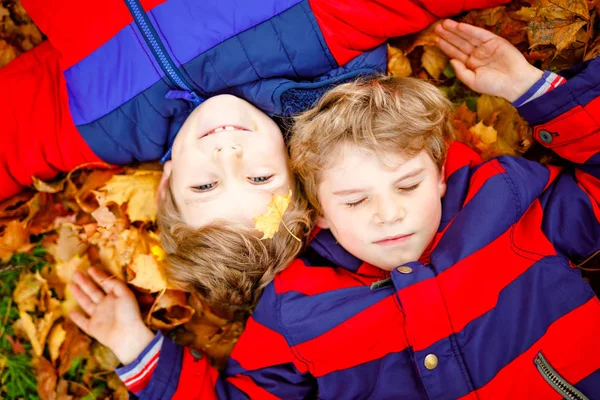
[72,20,600,399]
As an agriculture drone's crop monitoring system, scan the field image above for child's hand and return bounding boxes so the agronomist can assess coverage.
[435,20,543,102]
[70,267,155,365]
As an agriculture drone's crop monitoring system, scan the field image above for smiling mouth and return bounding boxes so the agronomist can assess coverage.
[200,125,251,139]
[373,234,413,246]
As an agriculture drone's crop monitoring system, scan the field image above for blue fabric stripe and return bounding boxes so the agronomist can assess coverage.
[512,71,553,108]
[145,335,183,400]
[439,165,470,230]
[278,286,395,345]
[518,57,600,125]
[149,0,302,67]
[224,358,317,399]
[456,256,595,390]
[317,350,429,400]
[539,167,600,261]
[575,368,600,398]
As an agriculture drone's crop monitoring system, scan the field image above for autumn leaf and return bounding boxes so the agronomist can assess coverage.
[470,121,498,145]
[253,190,292,240]
[127,253,167,292]
[387,45,412,77]
[0,220,32,262]
[32,176,66,194]
[422,45,449,79]
[148,289,195,330]
[101,170,162,223]
[33,357,57,400]
[47,322,67,363]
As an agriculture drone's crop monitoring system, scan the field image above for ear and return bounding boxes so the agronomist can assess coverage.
[316,215,330,229]
[438,165,447,198]
[156,161,173,203]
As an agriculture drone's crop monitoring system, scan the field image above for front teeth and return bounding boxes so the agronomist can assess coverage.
[211,125,239,134]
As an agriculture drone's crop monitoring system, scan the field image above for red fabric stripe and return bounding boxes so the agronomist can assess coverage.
[275,259,377,296]
[125,353,159,393]
[226,375,281,400]
[463,298,600,399]
[548,74,564,91]
[438,200,555,335]
[22,0,166,70]
[0,41,103,201]
[462,159,505,207]
[576,169,600,223]
[171,351,219,400]
[293,295,408,377]
[543,165,562,191]
[444,141,483,182]
[534,96,600,163]
[232,318,301,372]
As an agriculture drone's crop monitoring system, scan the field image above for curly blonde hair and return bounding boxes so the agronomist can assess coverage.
[158,176,313,319]
[289,75,454,215]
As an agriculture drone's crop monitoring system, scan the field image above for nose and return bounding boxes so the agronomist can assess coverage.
[373,194,405,225]
[213,143,243,161]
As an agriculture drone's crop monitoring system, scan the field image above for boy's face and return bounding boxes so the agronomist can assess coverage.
[316,145,446,271]
[167,95,292,228]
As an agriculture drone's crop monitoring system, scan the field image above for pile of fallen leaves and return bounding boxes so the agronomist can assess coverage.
[0,0,599,399]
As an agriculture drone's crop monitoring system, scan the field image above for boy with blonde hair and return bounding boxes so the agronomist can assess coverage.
[72,20,600,399]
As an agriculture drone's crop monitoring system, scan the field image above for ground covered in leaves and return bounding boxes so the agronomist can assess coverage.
[0,0,599,398]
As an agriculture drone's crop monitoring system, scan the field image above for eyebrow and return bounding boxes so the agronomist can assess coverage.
[332,167,425,196]
[184,183,285,205]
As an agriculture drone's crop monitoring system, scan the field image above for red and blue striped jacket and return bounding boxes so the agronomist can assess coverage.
[116,60,600,399]
[0,0,504,201]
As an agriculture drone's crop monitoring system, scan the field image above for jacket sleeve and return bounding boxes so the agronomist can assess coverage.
[509,56,600,262]
[116,285,316,400]
[309,0,510,65]
[0,41,102,201]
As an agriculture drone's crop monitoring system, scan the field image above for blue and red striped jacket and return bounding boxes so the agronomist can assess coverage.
[0,0,504,201]
[116,60,600,399]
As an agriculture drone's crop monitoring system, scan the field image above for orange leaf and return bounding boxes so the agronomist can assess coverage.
[148,290,195,330]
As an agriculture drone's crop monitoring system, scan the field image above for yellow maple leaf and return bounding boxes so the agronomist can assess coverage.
[470,121,498,145]
[101,171,162,223]
[253,190,292,240]
[387,45,412,77]
[127,253,167,293]
[421,45,448,79]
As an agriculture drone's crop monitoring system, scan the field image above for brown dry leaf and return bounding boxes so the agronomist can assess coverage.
[528,19,588,53]
[549,0,589,20]
[585,35,600,60]
[52,225,87,263]
[107,374,130,400]
[0,191,35,220]
[91,206,117,230]
[462,6,528,46]
[48,322,67,363]
[5,334,26,354]
[422,45,449,79]
[102,171,162,223]
[91,342,121,371]
[32,176,66,194]
[18,311,43,356]
[14,272,47,313]
[148,290,195,330]
[470,121,499,145]
[253,190,292,240]
[34,356,58,400]
[405,21,442,54]
[0,220,32,262]
[74,169,119,213]
[127,253,167,292]
[387,45,412,77]
[58,320,92,376]
[0,39,19,67]
[56,254,91,285]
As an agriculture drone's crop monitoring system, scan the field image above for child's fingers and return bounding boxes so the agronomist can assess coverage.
[441,20,486,47]
[437,38,469,64]
[435,24,475,56]
[69,311,92,335]
[450,59,476,89]
[73,271,105,303]
[456,22,496,43]
[71,282,96,316]
[89,267,130,297]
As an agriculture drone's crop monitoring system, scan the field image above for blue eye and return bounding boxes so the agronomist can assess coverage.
[249,175,273,184]
[345,198,367,208]
[192,182,216,192]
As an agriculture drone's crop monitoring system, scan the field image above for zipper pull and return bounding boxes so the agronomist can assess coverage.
[165,89,205,108]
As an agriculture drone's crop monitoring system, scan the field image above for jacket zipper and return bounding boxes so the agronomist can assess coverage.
[534,352,588,400]
[123,0,202,106]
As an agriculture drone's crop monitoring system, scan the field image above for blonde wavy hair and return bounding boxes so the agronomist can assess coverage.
[158,176,313,319]
[290,75,454,215]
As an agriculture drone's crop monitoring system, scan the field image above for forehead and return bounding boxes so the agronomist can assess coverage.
[323,144,419,177]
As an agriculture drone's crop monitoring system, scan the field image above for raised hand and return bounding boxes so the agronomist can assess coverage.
[435,19,543,102]
[70,267,155,365]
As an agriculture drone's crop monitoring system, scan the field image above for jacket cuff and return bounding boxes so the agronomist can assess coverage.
[116,332,163,395]
[512,71,566,108]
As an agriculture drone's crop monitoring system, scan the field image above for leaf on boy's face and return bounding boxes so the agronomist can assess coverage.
[253,190,292,240]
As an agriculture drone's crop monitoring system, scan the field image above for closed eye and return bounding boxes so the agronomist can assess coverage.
[248,175,274,184]
[398,182,420,192]
[191,182,217,192]
[345,198,367,208]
